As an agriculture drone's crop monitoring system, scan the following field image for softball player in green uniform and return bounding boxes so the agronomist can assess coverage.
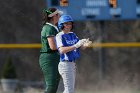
[39,8,63,93]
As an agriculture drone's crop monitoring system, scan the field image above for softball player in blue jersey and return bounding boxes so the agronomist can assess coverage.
[55,15,92,93]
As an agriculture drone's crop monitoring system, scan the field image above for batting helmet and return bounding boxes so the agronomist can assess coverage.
[58,15,73,29]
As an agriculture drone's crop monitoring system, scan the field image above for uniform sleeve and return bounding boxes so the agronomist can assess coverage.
[41,25,57,37]
[55,34,63,49]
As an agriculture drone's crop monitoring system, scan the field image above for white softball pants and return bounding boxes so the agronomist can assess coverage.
[58,62,76,93]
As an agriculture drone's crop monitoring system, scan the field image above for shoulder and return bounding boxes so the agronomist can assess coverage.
[69,32,75,35]
[43,24,56,31]
[56,32,64,42]
[69,32,77,36]
[56,31,64,36]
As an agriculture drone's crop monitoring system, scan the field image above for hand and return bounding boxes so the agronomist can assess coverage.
[83,39,92,47]
[73,39,87,48]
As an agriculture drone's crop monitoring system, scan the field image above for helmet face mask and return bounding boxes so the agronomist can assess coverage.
[58,15,73,30]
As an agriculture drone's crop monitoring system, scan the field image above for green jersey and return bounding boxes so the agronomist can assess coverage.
[40,23,59,53]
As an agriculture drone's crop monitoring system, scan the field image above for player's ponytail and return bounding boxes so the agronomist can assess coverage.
[42,8,57,25]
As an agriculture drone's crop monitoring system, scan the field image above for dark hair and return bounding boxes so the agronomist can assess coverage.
[42,7,57,25]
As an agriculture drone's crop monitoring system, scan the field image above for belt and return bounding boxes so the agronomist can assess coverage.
[40,50,58,53]
[62,60,75,62]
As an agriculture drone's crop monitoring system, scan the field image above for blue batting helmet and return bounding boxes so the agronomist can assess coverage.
[58,15,73,29]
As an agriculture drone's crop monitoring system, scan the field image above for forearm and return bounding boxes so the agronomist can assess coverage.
[59,46,76,54]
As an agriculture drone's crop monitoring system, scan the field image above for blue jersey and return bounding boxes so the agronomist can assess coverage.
[56,31,80,62]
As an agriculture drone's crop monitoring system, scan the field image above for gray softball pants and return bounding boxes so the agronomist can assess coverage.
[58,61,76,93]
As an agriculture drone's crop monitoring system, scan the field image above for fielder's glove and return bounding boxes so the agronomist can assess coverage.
[73,39,87,48]
[83,38,92,47]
